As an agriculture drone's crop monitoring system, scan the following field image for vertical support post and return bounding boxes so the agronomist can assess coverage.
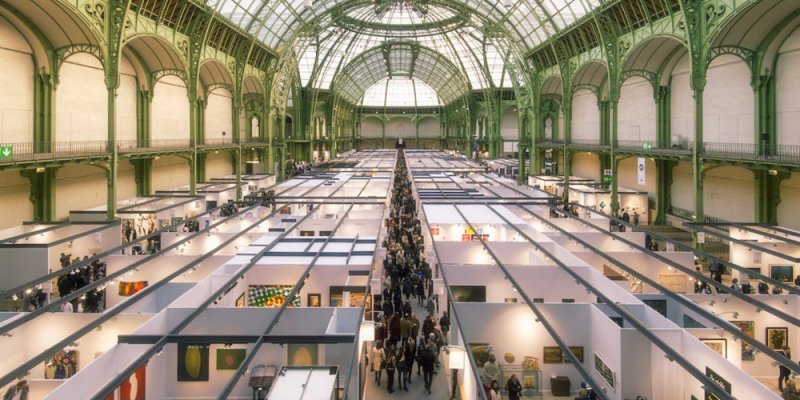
[33,73,56,153]
[133,159,152,196]
[24,168,57,222]
[106,85,119,221]
[654,160,674,225]
[610,98,620,214]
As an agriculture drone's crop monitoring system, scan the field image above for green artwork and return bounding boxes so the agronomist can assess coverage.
[216,349,246,370]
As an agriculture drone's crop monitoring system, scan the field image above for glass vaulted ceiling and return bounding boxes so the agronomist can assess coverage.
[208,0,603,105]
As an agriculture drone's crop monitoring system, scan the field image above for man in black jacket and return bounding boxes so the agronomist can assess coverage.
[419,344,436,394]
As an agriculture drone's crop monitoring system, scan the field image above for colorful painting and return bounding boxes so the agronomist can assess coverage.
[177,344,209,381]
[288,344,318,366]
[770,265,794,283]
[308,293,321,307]
[119,281,148,297]
[522,373,538,389]
[729,321,755,361]
[701,339,728,358]
[248,285,299,308]
[522,356,539,372]
[216,349,246,370]
[543,346,562,364]
[430,227,440,236]
[44,350,78,379]
[120,364,146,400]
[565,346,584,363]
[766,327,789,350]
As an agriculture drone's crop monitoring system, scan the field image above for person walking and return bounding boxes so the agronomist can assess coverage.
[385,350,397,393]
[439,311,450,345]
[396,350,408,392]
[507,374,523,400]
[419,344,436,394]
[3,380,28,400]
[371,341,385,384]
[404,338,416,384]
[489,380,502,400]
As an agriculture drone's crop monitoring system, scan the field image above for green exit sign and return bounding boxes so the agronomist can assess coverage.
[0,146,11,160]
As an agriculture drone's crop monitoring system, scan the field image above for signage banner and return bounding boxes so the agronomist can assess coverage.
[637,158,646,185]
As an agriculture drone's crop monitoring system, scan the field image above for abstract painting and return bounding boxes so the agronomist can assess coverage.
[701,339,727,358]
[248,285,299,308]
[770,265,794,283]
[766,327,789,350]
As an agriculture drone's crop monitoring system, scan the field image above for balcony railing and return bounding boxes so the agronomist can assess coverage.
[702,142,800,164]
[0,141,109,162]
[118,139,191,152]
[200,137,235,147]
[569,138,605,147]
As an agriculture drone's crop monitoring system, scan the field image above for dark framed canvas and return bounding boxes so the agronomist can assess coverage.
[704,367,731,400]
[288,343,318,366]
[542,346,562,364]
[308,293,321,307]
[593,353,615,389]
[450,285,487,302]
[701,338,727,358]
[770,265,794,283]
[177,344,209,381]
[504,298,518,303]
[766,327,789,350]
[216,349,246,370]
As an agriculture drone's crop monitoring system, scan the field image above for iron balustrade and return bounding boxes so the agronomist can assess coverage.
[703,142,800,163]
[199,137,235,147]
[0,141,109,162]
[568,138,604,146]
[616,139,657,149]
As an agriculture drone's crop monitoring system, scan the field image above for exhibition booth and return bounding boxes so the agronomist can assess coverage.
[727,226,800,287]
[562,184,649,223]
[528,175,594,196]
[0,222,120,291]
[210,173,276,192]
[155,182,244,210]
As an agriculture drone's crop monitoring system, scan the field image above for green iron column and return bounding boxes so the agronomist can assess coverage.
[599,100,611,181]
[136,89,152,147]
[132,159,152,196]
[196,152,207,183]
[562,100,573,201]
[33,73,56,153]
[232,96,242,200]
[754,170,787,225]
[609,95,620,214]
[529,109,540,178]
[23,168,57,222]
[654,160,675,225]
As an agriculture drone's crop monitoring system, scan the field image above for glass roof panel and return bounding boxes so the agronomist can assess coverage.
[361,78,441,107]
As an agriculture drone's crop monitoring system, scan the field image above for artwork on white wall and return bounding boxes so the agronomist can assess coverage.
[658,274,688,293]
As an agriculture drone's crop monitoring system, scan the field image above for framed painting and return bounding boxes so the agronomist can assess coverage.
[216,349,246,370]
[564,346,584,363]
[542,346,562,364]
[522,355,539,372]
[308,293,321,307]
[729,321,755,361]
[746,267,761,280]
[593,353,615,390]
[248,285,299,308]
[504,298,518,303]
[177,344,209,381]
[770,265,794,283]
[701,338,727,358]
[766,327,789,350]
[44,350,79,379]
[288,344,318,366]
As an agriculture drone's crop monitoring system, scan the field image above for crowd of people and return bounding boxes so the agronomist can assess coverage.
[287,160,312,177]
[369,150,450,395]
[55,253,107,313]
